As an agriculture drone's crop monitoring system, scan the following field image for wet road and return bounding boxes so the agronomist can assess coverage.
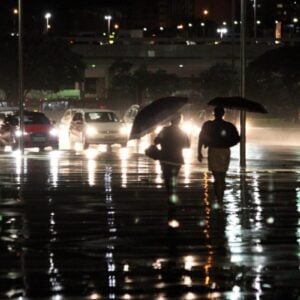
[1,137,300,299]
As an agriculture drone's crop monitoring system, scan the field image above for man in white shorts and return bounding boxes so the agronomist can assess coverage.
[198,106,240,205]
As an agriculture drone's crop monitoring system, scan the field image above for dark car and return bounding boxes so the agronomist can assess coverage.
[0,111,59,151]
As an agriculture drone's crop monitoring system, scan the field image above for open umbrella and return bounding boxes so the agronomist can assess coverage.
[129,96,188,140]
[207,96,268,113]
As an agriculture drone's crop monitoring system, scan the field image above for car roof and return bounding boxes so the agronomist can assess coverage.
[0,109,46,116]
[69,108,117,113]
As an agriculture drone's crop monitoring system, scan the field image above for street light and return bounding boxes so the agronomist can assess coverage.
[253,0,257,40]
[45,12,51,33]
[240,0,246,168]
[18,0,24,153]
[104,15,112,37]
[200,22,205,37]
[13,8,18,34]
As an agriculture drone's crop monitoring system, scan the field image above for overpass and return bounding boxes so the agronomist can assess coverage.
[70,37,292,100]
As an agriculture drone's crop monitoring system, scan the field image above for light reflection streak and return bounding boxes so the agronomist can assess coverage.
[155,160,163,186]
[89,293,101,300]
[14,151,22,183]
[104,166,117,298]
[87,159,96,186]
[49,151,59,187]
[296,187,300,256]
[225,190,243,264]
[252,172,263,230]
[119,148,128,187]
[183,148,192,185]
[202,172,213,287]
[184,255,195,271]
[48,209,62,292]
[253,265,263,298]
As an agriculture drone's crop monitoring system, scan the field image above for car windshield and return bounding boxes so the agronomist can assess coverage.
[85,112,119,123]
[24,113,50,125]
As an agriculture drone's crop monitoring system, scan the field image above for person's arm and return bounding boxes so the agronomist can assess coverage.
[198,140,204,162]
[198,123,208,162]
[154,129,164,145]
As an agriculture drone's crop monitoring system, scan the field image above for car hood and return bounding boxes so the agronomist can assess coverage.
[85,122,124,131]
[25,124,52,133]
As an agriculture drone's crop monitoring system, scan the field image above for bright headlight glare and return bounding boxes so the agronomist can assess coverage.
[120,126,129,135]
[86,126,97,136]
[50,128,58,136]
[15,129,22,137]
[181,121,194,133]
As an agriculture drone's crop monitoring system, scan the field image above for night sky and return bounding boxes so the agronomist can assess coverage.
[0,0,128,35]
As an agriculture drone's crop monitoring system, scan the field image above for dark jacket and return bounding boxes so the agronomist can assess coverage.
[154,125,190,164]
[199,119,240,148]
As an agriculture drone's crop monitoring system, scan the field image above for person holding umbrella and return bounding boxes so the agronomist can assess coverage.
[198,106,240,206]
[154,113,190,203]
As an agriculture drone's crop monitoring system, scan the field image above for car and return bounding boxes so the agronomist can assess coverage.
[60,108,128,149]
[0,110,59,151]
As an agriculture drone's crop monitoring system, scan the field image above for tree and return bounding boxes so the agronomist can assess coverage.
[0,34,85,103]
[198,63,239,100]
[107,60,179,110]
[247,45,300,119]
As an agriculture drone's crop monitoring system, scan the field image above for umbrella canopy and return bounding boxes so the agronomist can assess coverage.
[129,96,188,140]
[207,96,268,113]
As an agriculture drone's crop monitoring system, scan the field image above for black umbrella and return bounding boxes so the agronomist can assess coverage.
[207,96,268,113]
[129,96,188,140]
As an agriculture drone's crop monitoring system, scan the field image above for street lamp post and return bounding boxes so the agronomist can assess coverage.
[240,0,246,168]
[13,8,18,35]
[253,0,257,40]
[200,22,205,37]
[45,12,51,33]
[104,15,112,37]
[18,0,24,153]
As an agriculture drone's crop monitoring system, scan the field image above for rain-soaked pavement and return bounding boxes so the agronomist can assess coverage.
[1,131,300,300]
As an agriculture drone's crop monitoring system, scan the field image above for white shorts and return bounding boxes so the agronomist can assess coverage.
[208,147,230,172]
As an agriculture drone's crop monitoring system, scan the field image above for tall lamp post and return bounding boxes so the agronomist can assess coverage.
[104,15,112,37]
[18,0,24,153]
[253,0,257,40]
[13,8,18,35]
[45,12,52,33]
[240,0,246,168]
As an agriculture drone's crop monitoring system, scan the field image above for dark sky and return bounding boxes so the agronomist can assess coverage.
[0,0,128,35]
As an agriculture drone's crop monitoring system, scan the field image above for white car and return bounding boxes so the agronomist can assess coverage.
[60,108,128,149]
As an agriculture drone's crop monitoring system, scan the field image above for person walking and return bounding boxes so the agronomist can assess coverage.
[198,106,240,206]
[154,114,190,201]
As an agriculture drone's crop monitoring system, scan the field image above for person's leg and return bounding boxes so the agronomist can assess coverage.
[162,164,181,224]
[212,171,226,204]
[161,163,172,196]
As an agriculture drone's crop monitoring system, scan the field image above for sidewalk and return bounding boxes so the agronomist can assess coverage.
[0,149,300,299]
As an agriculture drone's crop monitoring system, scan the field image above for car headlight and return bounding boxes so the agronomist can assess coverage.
[86,126,97,136]
[181,121,194,134]
[15,129,28,137]
[181,121,200,136]
[50,128,58,136]
[120,126,129,135]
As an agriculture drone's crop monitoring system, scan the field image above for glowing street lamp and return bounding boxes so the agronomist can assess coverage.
[200,22,205,37]
[104,15,112,36]
[45,12,51,33]
[13,8,18,35]
[217,27,228,38]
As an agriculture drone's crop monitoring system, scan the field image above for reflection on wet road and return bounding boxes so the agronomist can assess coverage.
[1,142,300,299]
